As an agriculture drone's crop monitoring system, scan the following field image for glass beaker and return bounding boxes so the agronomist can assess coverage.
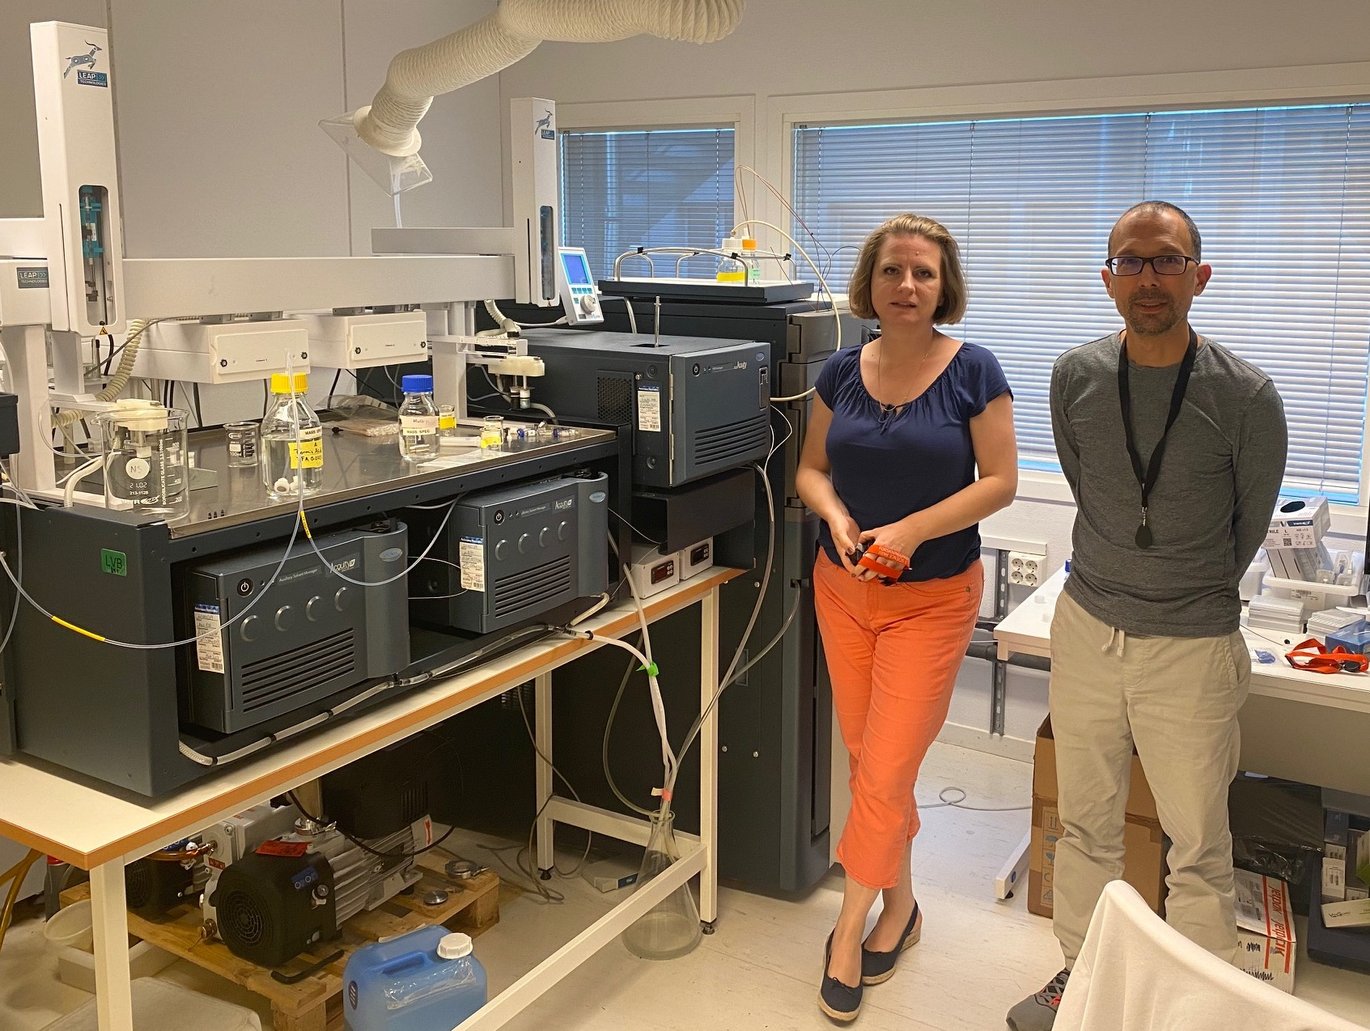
[98,401,189,518]
[224,421,258,468]
[480,415,504,450]
[621,810,703,960]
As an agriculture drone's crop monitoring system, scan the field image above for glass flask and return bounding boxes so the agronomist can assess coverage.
[97,401,189,518]
[621,810,703,960]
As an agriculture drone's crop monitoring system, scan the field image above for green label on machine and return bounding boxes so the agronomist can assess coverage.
[100,549,127,576]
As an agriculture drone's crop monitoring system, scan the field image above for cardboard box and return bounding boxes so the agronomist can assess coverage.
[1027,717,1168,919]
[1031,716,1158,820]
[1265,495,1330,550]
[1235,870,1297,993]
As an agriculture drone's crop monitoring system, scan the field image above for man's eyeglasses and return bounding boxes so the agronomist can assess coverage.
[1104,254,1198,276]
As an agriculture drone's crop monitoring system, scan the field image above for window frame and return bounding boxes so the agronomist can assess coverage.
[767,62,1370,535]
[553,96,756,280]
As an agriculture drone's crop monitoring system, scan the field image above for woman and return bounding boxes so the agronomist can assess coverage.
[796,213,1017,1022]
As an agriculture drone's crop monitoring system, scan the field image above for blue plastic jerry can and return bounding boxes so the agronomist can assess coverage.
[343,924,487,1030]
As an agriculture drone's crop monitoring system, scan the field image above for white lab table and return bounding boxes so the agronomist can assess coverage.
[0,567,739,1031]
[990,567,1370,898]
[995,567,1370,792]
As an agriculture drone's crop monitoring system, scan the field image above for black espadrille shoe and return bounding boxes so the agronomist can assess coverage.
[818,932,863,1022]
[860,901,921,985]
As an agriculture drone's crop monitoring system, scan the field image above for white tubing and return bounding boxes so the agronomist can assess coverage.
[361,18,536,155]
[497,0,744,43]
[357,0,745,156]
[52,318,150,430]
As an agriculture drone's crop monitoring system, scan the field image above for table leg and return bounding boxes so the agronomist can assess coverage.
[90,858,133,1031]
[698,586,719,929]
[534,671,554,877]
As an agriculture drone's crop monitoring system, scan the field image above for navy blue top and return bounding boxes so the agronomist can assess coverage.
[815,341,1012,581]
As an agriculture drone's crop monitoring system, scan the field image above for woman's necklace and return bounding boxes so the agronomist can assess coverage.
[876,337,935,423]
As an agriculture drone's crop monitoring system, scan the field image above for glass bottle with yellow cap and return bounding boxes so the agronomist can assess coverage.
[260,372,324,498]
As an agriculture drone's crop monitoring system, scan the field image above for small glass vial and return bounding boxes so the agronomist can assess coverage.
[260,372,324,498]
[224,421,258,468]
[715,236,745,283]
[741,237,762,285]
[438,403,458,441]
[480,415,504,450]
[397,374,440,462]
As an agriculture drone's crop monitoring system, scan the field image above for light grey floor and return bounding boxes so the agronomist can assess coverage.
[3,741,1368,1029]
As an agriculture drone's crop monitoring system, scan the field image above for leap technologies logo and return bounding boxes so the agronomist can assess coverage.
[63,41,107,87]
[535,108,554,140]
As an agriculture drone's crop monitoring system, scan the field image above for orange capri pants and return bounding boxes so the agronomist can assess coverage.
[814,553,983,889]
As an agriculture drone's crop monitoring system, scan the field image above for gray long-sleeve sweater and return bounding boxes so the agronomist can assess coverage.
[1051,332,1287,637]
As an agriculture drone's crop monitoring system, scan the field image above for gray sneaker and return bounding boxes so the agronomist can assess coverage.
[1006,969,1069,1030]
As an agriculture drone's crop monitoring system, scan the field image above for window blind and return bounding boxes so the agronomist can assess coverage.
[793,104,1370,501]
[560,127,735,282]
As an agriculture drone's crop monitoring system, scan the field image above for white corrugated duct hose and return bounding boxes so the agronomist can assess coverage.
[354,0,746,158]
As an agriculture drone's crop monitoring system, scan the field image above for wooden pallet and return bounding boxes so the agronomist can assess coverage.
[64,852,499,1031]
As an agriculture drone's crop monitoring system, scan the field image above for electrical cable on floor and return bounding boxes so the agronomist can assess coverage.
[917,786,1031,812]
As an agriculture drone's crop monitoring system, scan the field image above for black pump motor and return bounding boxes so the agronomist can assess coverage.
[210,851,336,966]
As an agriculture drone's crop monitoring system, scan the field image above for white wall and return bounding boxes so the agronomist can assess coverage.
[1,1,506,424]
[500,0,1370,750]
[498,0,1370,101]
[341,2,504,255]
[3,2,504,255]
[0,0,107,219]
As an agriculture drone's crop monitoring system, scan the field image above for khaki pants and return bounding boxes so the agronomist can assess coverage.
[1049,590,1249,967]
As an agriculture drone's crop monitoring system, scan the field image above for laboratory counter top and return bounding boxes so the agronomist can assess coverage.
[66,416,617,539]
[995,568,1370,716]
[994,567,1370,794]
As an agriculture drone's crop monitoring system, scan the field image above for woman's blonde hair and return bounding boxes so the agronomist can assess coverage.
[846,213,967,324]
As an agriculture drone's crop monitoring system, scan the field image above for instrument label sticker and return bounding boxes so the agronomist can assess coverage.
[194,603,225,674]
[459,536,486,592]
[637,384,662,432]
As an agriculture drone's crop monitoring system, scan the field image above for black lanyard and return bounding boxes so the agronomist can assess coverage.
[1117,329,1197,548]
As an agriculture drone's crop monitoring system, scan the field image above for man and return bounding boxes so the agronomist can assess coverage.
[1006,201,1287,1031]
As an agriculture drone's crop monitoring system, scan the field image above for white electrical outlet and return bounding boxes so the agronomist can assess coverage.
[1007,549,1047,588]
